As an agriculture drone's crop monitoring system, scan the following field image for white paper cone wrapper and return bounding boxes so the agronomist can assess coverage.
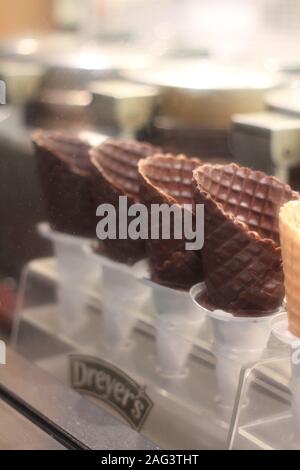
[211,317,274,415]
[142,280,204,376]
[191,283,280,413]
[38,223,100,284]
[38,223,101,329]
[57,282,87,334]
[86,252,151,350]
[101,301,138,350]
[155,312,202,376]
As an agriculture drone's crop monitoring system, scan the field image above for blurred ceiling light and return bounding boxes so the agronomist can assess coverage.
[126,61,279,90]
[264,58,280,73]
[154,22,174,41]
[195,3,256,36]
[291,80,300,90]
[74,51,111,70]
[16,38,38,55]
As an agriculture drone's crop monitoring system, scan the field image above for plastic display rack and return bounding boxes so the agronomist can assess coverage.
[12,227,291,449]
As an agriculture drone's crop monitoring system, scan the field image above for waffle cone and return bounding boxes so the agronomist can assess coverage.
[32,130,96,237]
[138,153,203,289]
[279,200,300,337]
[193,163,299,314]
[91,139,159,263]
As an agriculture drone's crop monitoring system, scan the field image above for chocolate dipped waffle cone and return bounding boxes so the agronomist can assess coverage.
[139,153,203,290]
[279,200,300,337]
[193,163,299,314]
[91,139,160,263]
[32,130,96,237]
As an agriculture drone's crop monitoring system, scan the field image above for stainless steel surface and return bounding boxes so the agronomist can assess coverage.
[0,399,65,450]
[231,111,300,182]
[125,61,282,128]
[266,88,300,117]
[0,60,44,105]
[90,79,158,138]
[0,348,157,450]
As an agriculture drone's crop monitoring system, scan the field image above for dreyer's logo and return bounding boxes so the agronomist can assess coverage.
[70,355,153,430]
[0,341,6,365]
[96,196,204,250]
[0,81,6,105]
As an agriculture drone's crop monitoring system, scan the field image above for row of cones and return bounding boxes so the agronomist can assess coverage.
[32,130,299,317]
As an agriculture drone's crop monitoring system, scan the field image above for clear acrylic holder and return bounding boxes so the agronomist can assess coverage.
[190,283,282,422]
[264,313,300,448]
[38,223,101,335]
[142,279,204,377]
[227,312,300,450]
[12,254,289,449]
[85,250,152,352]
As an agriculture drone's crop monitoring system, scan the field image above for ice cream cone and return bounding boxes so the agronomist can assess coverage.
[193,163,299,313]
[138,153,203,290]
[91,139,159,264]
[32,130,97,237]
[279,200,300,337]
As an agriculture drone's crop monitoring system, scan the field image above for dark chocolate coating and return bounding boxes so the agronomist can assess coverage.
[32,130,97,237]
[91,139,160,264]
[139,153,203,290]
[193,163,299,314]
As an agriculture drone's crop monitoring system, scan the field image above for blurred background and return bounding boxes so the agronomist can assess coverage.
[2,0,300,327]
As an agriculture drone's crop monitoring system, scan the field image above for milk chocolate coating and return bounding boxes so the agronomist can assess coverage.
[32,130,96,237]
[193,163,299,313]
[91,139,160,264]
[139,153,203,290]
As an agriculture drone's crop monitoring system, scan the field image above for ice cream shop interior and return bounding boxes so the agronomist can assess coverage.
[3,0,300,451]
